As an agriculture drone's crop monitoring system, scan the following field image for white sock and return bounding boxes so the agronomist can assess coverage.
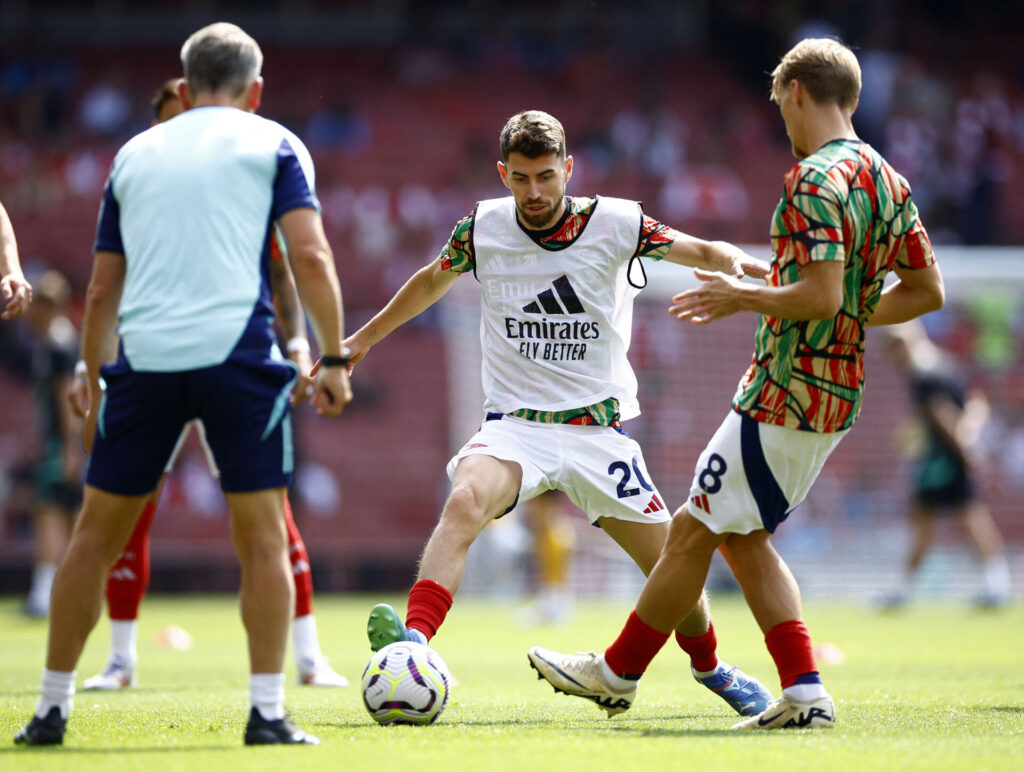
[110,619,138,665]
[982,555,1011,598]
[28,563,57,608]
[406,628,428,645]
[292,614,323,669]
[783,683,828,703]
[599,654,636,690]
[249,673,285,721]
[693,660,723,679]
[37,668,75,720]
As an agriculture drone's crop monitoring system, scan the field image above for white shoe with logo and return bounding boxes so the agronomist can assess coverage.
[527,646,635,716]
[732,694,835,730]
[82,656,137,690]
[298,656,349,687]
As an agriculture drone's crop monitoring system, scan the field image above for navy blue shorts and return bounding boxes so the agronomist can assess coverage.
[85,355,297,496]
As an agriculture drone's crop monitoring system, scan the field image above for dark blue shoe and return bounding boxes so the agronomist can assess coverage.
[694,661,773,716]
[243,708,319,745]
[14,706,66,746]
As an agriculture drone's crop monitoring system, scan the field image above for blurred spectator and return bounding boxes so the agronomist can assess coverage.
[20,269,81,617]
[879,321,1011,609]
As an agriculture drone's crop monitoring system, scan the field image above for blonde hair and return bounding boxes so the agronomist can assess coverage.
[771,38,861,109]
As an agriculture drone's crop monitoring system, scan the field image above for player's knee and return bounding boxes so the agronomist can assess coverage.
[440,483,493,533]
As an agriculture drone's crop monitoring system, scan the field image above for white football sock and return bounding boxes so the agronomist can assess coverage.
[110,619,138,664]
[783,683,828,703]
[37,668,75,719]
[250,673,285,721]
[982,555,1011,599]
[599,654,636,690]
[292,614,323,669]
[28,563,57,609]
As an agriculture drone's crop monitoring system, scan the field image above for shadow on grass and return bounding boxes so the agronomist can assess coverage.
[0,744,240,755]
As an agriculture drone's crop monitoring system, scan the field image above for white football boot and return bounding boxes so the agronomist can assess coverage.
[298,656,349,687]
[527,646,635,716]
[732,694,836,730]
[82,655,137,690]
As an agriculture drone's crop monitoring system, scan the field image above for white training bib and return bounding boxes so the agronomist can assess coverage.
[472,195,643,419]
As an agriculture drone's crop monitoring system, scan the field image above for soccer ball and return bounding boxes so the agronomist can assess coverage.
[361,641,451,725]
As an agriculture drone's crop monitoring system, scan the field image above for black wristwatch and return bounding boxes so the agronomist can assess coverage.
[320,347,352,368]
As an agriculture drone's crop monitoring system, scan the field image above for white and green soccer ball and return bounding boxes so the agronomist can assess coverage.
[361,641,451,725]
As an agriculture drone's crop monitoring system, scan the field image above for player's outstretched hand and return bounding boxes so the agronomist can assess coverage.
[709,240,769,281]
[1,273,32,319]
[310,366,352,417]
[669,269,744,325]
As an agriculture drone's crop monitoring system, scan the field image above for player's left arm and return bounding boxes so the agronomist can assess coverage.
[670,259,844,325]
[80,250,126,451]
[661,229,770,280]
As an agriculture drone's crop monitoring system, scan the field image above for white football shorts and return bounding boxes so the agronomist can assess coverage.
[447,415,670,524]
[686,410,847,535]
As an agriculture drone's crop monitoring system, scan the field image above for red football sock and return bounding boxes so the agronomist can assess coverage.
[405,579,453,640]
[284,496,314,618]
[604,610,671,678]
[765,619,819,688]
[675,621,719,673]
[107,499,157,621]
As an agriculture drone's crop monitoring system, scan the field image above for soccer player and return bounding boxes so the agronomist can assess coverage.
[0,200,32,319]
[22,270,82,619]
[527,38,945,730]
[345,109,774,718]
[15,23,351,748]
[76,79,348,692]
[879,321,1010,609]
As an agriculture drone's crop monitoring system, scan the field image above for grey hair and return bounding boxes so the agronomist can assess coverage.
[180,22,262,97]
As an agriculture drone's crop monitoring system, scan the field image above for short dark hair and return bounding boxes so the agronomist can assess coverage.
[771,38,861,109]
[151,78,183,120]
[499,110,566,162]
[180,22,262,97]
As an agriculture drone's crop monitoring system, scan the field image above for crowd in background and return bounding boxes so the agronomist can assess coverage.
[1,0,1022,591]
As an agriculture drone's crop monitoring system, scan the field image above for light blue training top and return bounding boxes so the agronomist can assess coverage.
[94,105,319,371]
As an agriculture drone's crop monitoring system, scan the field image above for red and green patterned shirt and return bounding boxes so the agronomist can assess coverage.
[440,196,674,425]
[733,139,935,433]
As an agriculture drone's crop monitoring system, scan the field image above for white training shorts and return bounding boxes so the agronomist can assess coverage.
[686,410,847,535]
[446,415,670,525]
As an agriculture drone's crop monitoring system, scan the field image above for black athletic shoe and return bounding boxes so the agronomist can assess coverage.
[13,707,66,746]
[243,708,320,746]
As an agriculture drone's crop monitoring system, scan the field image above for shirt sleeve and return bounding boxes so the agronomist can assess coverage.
[894,198,936,270]
[93,178,124,254]
[632,213,675,261]
[439,207,477,274]
[272,134,319,220]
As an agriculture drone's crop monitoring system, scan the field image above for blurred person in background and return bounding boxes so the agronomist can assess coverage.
[880,320,1011,609]
[517,490,576,628]
[21,269,81,618]
[345,109,775,719]
[0,201,33,319]
[75,78,348,693]
[15,22,351,749]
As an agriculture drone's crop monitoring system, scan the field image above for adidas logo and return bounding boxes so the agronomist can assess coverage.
[690,493,710,515]
[643,494,665,515]
[523,275,585,314]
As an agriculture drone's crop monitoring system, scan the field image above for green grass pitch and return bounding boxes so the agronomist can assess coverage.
[1,594,1022,771]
